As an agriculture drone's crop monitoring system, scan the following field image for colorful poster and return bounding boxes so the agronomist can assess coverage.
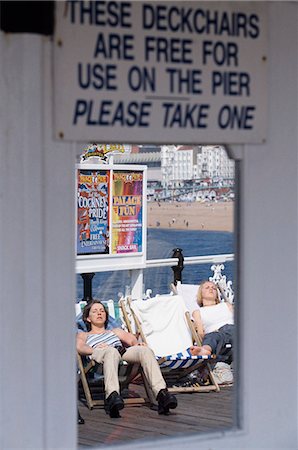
[112,171,143,254]
[77,169,109,255]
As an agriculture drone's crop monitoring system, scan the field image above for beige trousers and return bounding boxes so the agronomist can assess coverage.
[91,345,166,398]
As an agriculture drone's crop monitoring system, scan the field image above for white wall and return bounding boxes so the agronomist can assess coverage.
[0,36,77,448]
[0,2,297,449]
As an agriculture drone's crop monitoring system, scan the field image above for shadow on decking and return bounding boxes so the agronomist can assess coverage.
[78,384,235,448]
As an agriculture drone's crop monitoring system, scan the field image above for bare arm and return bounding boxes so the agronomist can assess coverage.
[76,332,93,356]
[113,328,139,347]
[192,309,205,340]
[226,302,234,313]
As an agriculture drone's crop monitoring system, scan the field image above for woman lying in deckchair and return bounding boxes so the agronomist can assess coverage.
[190,281,234,357]
[77,300,177,418]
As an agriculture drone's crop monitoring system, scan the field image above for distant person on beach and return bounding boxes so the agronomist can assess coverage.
[77,300,177,418]
[189,281,234,357]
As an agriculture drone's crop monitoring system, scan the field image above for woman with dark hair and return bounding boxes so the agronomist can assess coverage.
[77,300,177,418]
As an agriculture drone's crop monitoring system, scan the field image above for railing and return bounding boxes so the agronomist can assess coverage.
[77,252,235,319]
[146,253,234,268]
[138,252,234,299]
[144,253,234,293]
[79,251,234,302]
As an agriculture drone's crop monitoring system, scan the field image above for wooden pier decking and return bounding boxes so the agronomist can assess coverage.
[78,385,234,447]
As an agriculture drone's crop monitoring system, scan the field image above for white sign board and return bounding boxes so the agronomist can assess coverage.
[54,1,267,144]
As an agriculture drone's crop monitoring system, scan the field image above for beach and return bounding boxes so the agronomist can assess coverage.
[147,201,234,232]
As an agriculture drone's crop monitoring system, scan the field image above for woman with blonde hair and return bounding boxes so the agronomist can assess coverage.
[190,280,234,357]
[196,280,221,306]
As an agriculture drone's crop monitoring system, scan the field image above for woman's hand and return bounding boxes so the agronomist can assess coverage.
[95,343,108,348]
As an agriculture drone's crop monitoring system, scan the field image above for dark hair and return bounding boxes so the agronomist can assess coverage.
[82,300,109,331]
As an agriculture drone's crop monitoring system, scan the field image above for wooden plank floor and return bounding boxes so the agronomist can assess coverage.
[78,384,235,447]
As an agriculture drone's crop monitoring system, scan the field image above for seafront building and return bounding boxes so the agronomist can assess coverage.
[196,145,235,180]
[161,144,234,187]
[161,144,195,188]
[114,144,234,201]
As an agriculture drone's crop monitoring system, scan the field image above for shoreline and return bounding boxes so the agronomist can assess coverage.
[147,201,234,232]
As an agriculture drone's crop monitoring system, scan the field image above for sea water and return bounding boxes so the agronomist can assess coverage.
[76,229,234,302]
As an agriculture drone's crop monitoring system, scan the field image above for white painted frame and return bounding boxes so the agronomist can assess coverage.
[0,3,297,449]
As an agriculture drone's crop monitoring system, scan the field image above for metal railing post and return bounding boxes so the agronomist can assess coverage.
[81,272,95,302]
[171,248,184,285]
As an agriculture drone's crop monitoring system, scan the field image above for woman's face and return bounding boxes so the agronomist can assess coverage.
[201,282,218,304]
[87,303,106,326]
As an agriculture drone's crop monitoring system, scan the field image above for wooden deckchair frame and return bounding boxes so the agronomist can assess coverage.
[120,297,220,394]
[77,352,154,410]
[172,280,234,364]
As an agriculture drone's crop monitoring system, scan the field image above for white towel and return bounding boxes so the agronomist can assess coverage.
[176,283,200,315]
[131,295,193,356]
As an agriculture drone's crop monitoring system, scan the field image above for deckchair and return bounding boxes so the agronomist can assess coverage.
[77,351,152,409]
[171,273,234,365]
[120,294,220,393]
[76,301,154,410]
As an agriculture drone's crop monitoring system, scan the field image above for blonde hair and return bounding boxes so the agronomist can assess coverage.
[197,280,220,306]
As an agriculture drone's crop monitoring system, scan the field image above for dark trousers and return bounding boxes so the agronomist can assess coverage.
[203,324,234,357]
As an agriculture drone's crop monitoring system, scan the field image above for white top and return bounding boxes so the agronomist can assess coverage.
[86,330,122,349]
[200,303,234,334]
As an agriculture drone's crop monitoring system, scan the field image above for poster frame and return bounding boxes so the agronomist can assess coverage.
[76,163,147,274]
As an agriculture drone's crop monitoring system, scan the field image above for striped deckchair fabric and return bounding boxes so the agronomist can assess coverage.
[158,350,213,370]
[121,294,219,393]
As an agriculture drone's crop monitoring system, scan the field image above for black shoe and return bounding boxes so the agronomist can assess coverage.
[77,410,85,425]
[104,391,124,418]
[156,389,178,415]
